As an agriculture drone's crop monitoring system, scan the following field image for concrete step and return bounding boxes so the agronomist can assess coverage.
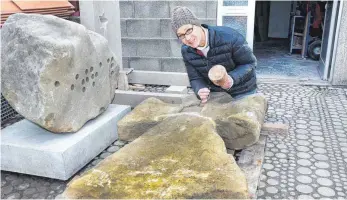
[123,56,186,72]
[120,0,217,19]
[1,104,131,180]
[121,18,217,38]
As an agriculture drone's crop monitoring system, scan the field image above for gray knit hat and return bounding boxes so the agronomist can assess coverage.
[171,6,201,34]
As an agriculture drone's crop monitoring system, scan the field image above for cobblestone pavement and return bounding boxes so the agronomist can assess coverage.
[1,83,347,199]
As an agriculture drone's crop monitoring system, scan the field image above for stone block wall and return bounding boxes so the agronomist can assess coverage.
[120,0,217,73]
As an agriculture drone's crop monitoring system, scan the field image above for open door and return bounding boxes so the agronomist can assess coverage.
[217,0,256,50]
[318,0,339,80]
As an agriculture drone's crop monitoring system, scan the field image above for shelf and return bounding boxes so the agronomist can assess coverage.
[294,32,304,36]
[292,46,302,50]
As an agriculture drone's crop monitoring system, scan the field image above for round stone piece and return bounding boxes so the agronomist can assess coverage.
[267,179,279,186]
[317,187,336,197]
[297,175,312,184]
[5,193,21,199]
[297,140,310,146]
[100,152,112,159]
[266,186,279,194]
[317,178,333,186]
[313,148,327,154]
[312,142,326,148]
[315,169,331,177]
[297,146,310,152]
[298,167,312,175]
[275,153,286,159]
[107,146,120,153]
[297,159,311,166]
[263,163,274,170]
[267,171,279,177]
[314,154,329,161]
[17,183,30,190]
[298,152,311,159]
[297,135,309,140]
[298,195,314,200]
[312,136,325,141]
[315,161,330,169]
[296,185,313,194]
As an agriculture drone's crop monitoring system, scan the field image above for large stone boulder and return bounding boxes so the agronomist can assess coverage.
[201,94,268,149]
[1,13,120,132]
[118,98,183,141]
[63,114,249,199]
[119,93,267,150]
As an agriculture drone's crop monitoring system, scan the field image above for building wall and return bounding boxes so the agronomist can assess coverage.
[120,0,217,73]
[331,1,347,85]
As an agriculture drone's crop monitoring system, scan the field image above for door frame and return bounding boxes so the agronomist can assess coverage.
[217,0,256,50]
[319,0,340,80]
[329,0,343,82]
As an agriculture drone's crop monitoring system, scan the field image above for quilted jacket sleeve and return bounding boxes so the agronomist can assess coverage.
[227,33,257,86]
[181,47,208,95]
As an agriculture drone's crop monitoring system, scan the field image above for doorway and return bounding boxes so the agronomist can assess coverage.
[217,0,339,81]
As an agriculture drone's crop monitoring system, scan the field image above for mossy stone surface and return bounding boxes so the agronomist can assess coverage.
[117,97,183,141]
[201,94,268,149]
[63,114,249,199]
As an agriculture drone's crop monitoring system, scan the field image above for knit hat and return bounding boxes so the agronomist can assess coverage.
[171,6,201,34]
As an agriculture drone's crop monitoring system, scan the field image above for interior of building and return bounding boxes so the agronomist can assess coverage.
[253,1,330,80]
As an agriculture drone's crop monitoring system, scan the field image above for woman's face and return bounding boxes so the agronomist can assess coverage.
[176,24,202,48]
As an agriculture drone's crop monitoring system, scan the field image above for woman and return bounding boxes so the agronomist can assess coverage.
[171,6,257,104]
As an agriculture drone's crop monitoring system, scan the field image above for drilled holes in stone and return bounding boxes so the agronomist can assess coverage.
[93,82,95,87]
[111,71,114,75]
[107,58,110,63]
[111,57,114,62]
[82,87,86,92]
[54,81,60,87]
[82,79,85,85]
[95,72,99,77]
[99,62,102,67]
[91,74,95,79]
[75,74,79,80]
[85,69,88,75]
[100,107,105,114]
[86,77,89,83]
[71,84,75,91]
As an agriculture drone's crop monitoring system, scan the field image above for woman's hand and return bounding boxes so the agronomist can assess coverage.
[198,88,210,104]
[220,75,234,90]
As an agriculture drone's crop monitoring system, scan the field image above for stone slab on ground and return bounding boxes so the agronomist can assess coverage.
[261,122,289,137]
[1,104,131,181]
[165,86,188,94]
[63,113,249,199]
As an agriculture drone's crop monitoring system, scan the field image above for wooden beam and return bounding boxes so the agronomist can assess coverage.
[237,135,267,199]
[112,90,188,108]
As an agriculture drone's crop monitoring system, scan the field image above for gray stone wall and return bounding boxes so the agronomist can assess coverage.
[331,1,347,85]
[120,0,217,73]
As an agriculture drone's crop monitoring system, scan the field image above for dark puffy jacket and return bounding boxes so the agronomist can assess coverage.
[181,24,257,97]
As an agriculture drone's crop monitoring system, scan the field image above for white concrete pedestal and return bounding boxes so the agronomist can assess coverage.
[1,104,130,180]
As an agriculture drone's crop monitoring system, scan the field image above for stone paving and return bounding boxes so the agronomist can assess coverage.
[1,83,347,199]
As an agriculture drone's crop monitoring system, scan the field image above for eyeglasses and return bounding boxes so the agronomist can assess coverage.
[177,26,194,40]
